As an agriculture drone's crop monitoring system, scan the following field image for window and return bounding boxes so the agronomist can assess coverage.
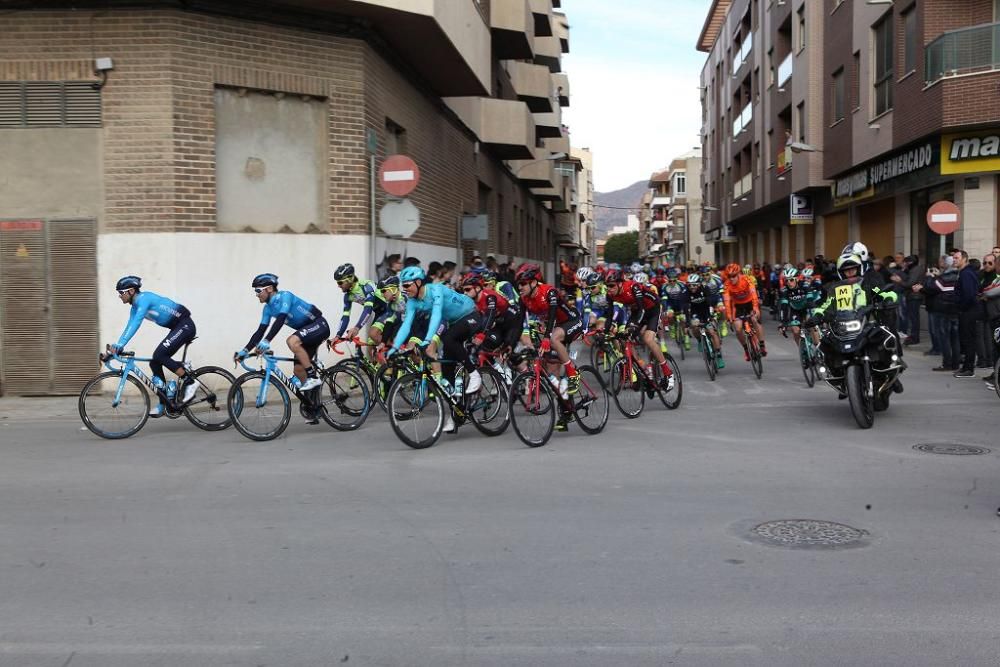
[796,102,806,142]
[768,48,775,87]
[873,15,894,116]
[797,7,806,52]
[674,173,687,196]
[385,118,406,154]
[852,51,861,110]
[0,81,101,127]
[754,141,761,176]
[902,7,917,74]
[832,68,845,122]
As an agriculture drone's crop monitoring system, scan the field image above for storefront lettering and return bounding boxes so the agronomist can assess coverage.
[834,143,935,199]
[949,135,1000,161]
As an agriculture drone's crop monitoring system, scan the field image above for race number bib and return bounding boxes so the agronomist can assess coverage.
[835,285,854,311]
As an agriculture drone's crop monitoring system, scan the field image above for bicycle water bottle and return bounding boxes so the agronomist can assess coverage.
[453,376,464,396]
[152,376,165,393]
[290,376,302,389]
[166,380,177,399]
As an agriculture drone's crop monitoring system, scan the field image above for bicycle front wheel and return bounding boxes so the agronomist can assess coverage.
[373,360,407,411]
[652,354,683,409]
[469,366,510,437]
[610,357,644,418]
[674,325,686,360]
[79,371,150,439]
[750,339,764,379]
[703,337,717,381]
[573,365,609,434]
[799,339,816,387]
[182,366,235,431]
[387,372,445,449]
[227,371,291,442]
[509,370,556,447]
[319,364,371,431]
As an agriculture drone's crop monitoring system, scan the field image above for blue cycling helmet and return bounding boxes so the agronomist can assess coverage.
[377,275,400,290]
[585,272,603,287]
[398,266,426,283]
[251,273,279,288]
[666,268,680,279]
[115,275,142,291]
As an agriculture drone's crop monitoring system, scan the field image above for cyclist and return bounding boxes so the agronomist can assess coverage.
[778,267,818,345]
[332,263,387,348]
[684,273,724,369]
[369,274,406,351]
[660,268,690,352]
[723,262,766,360]
[605,268,676,390]
[109,275,198,416]
[389,265,482,399]
[461,272,520,353]
[516,264,584,393]
[484,269,519,307]
[235,273,329,393]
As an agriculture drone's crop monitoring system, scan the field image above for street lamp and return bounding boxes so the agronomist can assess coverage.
[787,141,822,154]
[513,151,567,175]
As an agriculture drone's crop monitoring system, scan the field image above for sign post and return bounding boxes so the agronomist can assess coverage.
[926,200,961,259]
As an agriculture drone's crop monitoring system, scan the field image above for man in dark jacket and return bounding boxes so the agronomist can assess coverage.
[891,255,924,344]
[953,250,981,377]
[915,257,961,371]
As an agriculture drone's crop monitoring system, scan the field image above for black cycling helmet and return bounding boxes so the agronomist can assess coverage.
[585,272,604,287]
[461,272,485,288]
[116,275,141,292]
[604,269,623,285]
[334,263,356,282]
[515,264,542,284]
[251,273,279,288]
[378,275,400,290]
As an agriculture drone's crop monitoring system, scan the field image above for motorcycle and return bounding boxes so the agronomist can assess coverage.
[813,301,905,429]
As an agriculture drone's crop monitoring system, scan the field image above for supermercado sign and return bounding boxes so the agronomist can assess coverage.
[941,131,1000,175]
[833,143,936,205]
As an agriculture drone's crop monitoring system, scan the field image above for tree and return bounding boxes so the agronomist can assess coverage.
[603,232,638,266]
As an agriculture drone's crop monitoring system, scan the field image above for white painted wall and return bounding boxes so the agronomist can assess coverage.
[956,175,998,259]
[98,233,458,369]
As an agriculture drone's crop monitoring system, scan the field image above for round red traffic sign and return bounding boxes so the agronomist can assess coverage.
[926,200,961,235]
[378,154,420,197]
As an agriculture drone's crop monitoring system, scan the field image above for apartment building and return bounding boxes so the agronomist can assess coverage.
[698,0,1000,267]
[0,0,574,394]
[573,147,597,258]
[642,151,713,267]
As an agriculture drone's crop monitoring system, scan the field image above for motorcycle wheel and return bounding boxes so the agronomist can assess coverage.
[846,364,874,429]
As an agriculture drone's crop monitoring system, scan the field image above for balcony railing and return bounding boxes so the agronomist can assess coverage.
[733,172,753,199]
[731,101,752,136]
[926,21,1000,83]
[731,32,753,74]
[777,52,793,87]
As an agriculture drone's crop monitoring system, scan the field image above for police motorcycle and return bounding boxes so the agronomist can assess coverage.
[808,254,906,429]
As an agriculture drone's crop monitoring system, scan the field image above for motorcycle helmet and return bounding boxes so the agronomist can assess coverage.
[836,252,863,280]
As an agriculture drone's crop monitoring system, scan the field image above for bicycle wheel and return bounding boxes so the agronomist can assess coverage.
[610,357,644,418]
[468,366,510,437]
[509,370,556,447]
[994,358,1000,400]
[799,339,816,387]
[79,371,150,439]
[333,358,374,394]
[373,360,406,411]
[651,354,683,409]
[674,325,686,360]
[573,365,609,434]
[182,366,235,431]
[703,336,717,381]
[748,336,764,379]
[227,371,291,442]
[387,372,444,449]
[319,364,371,431]
[590,343,615,385]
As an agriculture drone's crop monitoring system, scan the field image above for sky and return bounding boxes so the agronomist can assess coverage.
[561,0,709,193]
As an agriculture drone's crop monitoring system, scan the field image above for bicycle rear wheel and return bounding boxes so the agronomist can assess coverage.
[227,372,291,442]
[799,339,816,387]
[610,357,644,418]
[387,372,444,449]
[469,366,510,437]
[182,366,235,431]
[509,370,556,447]
[573,365,609,434]
[319,364,371,431]
[674,325,685,360]
[703,336,717,381]
[79,371,150,439]
[373,360,406,411]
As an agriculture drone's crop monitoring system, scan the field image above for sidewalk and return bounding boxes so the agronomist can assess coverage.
[0,395,81,421]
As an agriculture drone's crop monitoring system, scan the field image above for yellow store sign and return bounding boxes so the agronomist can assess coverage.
[941,130,1000,175]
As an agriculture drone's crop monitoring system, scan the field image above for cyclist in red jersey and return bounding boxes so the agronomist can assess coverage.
[461,272,520,352]
[604,269,676,390]
[516,264,584,393]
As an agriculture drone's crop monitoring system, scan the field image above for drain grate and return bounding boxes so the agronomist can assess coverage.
[750,520,868,548]
[914,443,991,456]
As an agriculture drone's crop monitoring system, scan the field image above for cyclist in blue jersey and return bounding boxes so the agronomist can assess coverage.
[235,274,329,392]
[109,275,198,416]
[390,266,483,399]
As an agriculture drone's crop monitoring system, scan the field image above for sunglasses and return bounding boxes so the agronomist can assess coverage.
[517,280,531,286]
[336,280,353,288]
[254,287,268,294]
[986,262,995,266]
[462,286,476,293]
[401,281,416,289]
[605,283,618,289]
[117,289,131,296]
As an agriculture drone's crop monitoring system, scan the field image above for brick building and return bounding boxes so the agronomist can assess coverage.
[697,0,1000,267]
[0,0,576,394]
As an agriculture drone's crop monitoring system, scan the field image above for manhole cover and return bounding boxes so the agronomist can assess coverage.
[914,443,990,456]
[750,520,867,548]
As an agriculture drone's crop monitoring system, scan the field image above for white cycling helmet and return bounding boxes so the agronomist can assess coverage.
[576,266,594,282]
[841,241,870,265]
[630,262,643,274]
[633,272,649,284]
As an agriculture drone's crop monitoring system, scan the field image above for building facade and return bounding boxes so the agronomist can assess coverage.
[697,0,1000,267]
[641,151,712,267]
[0,0,576,394]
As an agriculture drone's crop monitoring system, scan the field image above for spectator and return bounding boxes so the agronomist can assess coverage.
[486,255,498,273]
[428,261,442,283]
[404,256,421,268]
[386,253,402,276]
[441,261,457,285]
[953,249,980,378]
[892,255,923,345]
[916,255,960,371]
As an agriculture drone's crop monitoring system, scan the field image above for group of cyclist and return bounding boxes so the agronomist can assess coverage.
[106,239,899,424]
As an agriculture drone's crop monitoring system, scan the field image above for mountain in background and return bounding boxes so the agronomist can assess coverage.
[594,180,648,238]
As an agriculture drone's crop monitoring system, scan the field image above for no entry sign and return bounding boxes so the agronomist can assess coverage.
[926,200,960,236]
[379,155,420,197]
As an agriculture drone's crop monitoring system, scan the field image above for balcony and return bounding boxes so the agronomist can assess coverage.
[553,72,570,106]
[926,21,1000,83]
[530,0,554,37]
[651,196,671,207]
[731,32,752,76]
[507,61,554,112]
[553,11,570,53]
[731,101,752,137]
[283,0,490,95]
[444,97,534,159]
[534,35,563,72]
[651,220,673,231]
[732,172,753,199]
[777,52,793,88]
[490,0,534,60]
[534,104,563,138]
[510,146,557,188]
[543,131,570,157]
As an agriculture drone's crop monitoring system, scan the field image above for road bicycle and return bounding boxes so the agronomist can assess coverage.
[329,336,403,411]
[508,343,609,448]
[78,342,234,439]
[608,329,683,418]
[782,321,820,387]
[228,351,370,441]
[586,329,622,385]
[691,316,722,381]
[668,313,688,360]
[385,346,509,449]
[734,314,764,379]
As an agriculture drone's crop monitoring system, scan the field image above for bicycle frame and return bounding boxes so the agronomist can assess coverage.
[103,353,165,408]
[239,353,318,409]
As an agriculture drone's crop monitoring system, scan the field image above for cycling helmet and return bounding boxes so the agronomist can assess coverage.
[334,263,356,282]
[742,264,753,275]
[461,272,485,288]
[686,273,701,286]
[585,272,604,287]
[251,273,278,288]
[630,262,643,274]
[604,269,624,285]
[116,275,142,291]
[398,266,426,283]
[841,241,870,265]
[480,269,496,283]
[633,272,649,284]
[576,266,594,282]
[836,252,863,279]
[698,264,712,275]
[800,267,815,278]
[725,263,742,278]
[666,267,680,280]
[377,275,400,290]
[783,266,798,279]
[515,264,542,284]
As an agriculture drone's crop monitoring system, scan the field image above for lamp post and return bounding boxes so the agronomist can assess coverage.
[513,151,567,175]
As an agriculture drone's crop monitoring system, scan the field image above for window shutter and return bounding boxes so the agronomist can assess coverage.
[0,222,50,395]
[64,82,102,126]
[24,82,64,126]
[0,82,24,127]
[0,81,101,127]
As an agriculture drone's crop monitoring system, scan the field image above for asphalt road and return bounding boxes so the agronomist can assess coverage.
[2,323,999,666]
